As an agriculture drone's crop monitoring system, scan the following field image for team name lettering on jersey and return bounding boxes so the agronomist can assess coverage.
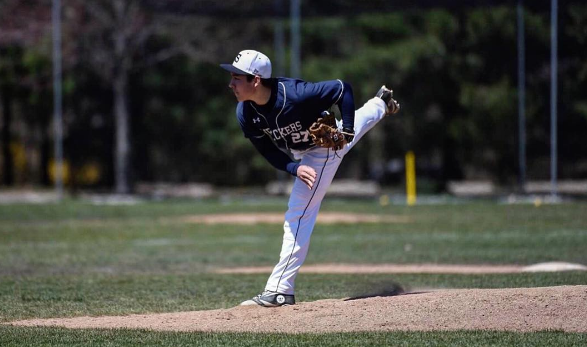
[262,121,305,141]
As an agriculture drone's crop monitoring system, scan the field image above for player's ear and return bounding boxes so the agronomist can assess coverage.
[253,75,261,87]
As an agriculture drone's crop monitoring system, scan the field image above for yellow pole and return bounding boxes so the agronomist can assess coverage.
[405,151,416,206]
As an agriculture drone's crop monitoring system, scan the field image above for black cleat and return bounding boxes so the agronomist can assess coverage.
[376,85,400,115]
[240,291,296,307]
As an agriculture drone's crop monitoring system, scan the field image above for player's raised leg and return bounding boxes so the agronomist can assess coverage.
[342,85,400,154]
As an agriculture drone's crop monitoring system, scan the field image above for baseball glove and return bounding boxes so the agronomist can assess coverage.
[309,111,352,151]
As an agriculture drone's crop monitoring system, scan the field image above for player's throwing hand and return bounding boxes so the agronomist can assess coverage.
[297,165,317,190]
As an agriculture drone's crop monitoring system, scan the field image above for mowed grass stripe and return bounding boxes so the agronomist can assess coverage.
[1,326,586,347]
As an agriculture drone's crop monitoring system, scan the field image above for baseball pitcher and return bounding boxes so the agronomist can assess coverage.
[220,50,400,307]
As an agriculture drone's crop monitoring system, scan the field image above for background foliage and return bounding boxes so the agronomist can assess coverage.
[0,1,586,192]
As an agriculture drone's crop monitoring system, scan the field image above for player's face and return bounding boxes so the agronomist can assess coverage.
[228,73,256,102]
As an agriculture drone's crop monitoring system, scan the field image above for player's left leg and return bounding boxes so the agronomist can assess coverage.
[263,147,343,296]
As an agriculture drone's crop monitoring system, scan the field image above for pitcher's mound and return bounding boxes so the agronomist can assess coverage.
[9,285,587,333]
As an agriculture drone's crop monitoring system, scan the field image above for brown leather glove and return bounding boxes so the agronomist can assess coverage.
[309,111,352,151]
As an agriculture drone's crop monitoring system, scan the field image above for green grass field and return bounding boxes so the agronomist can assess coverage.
[1,197,586,346]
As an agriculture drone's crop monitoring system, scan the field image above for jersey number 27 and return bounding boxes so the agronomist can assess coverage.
[291,130,310,143]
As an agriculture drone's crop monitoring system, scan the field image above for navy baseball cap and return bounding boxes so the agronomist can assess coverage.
[220,50,272,78]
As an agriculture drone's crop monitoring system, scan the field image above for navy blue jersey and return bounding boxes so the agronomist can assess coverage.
[236,77,355,176]
[237,77,355,152]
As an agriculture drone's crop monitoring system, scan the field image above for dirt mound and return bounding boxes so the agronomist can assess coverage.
[9,286,587,333]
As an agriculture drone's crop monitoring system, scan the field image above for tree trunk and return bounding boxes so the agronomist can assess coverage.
[1,87,14,186]
[113,70,130,194]
[112,7,132,195]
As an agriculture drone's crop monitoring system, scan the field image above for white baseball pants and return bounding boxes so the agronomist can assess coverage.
[265,97,388,294]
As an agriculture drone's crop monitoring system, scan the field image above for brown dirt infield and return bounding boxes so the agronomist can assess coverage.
[8,286,587,333]
[176,212,410,225]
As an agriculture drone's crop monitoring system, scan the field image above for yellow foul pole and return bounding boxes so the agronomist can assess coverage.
[405,151,416,206]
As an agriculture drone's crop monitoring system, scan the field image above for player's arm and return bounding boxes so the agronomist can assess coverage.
[250,136,316,188]
[237,103,315,187]
[249,135,300,176]
[336,80,355,132]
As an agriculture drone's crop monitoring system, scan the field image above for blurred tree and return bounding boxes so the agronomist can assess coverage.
[64,0,269,192]
[1,0,586,190]
[64,0,159,194]
[0,0,52,186]
[561,4,587,177]
[300,4,587,187]
[302,10,465,188]
[0,47,16,186]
